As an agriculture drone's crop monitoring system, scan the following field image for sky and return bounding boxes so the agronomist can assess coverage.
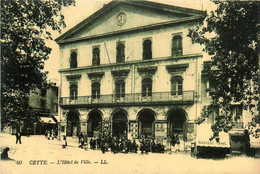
[44,0,216,84]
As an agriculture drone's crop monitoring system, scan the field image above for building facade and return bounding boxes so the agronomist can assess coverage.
[56,1,208,145]
[28,86,59,135]
[8,85,59,135]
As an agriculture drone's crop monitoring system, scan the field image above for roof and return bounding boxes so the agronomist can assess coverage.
[55,0,205,44]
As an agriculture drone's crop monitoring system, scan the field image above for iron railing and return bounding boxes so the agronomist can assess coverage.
[60,91,194,105]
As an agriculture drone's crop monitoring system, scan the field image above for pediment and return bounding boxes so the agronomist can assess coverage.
[56,1,205,44]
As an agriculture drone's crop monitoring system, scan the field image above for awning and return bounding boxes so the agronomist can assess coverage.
[196,124,230,148]
[40,117,57,124]
[51,115,60,123]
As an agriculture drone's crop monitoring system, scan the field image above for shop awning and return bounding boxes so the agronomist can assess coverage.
[40,117,57,124]
[196,124,230,148]
[51,115,60,123]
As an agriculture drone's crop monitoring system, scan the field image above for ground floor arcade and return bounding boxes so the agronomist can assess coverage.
[59,105,197,142]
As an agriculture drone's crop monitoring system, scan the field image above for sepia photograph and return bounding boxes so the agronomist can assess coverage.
[1,0,259,173]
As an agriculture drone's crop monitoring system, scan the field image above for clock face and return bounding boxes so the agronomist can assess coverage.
[116,12,127,26]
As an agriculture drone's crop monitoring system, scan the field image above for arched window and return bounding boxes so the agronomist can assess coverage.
[171,76,183,95]
[116,43,125,63]
[92,82,100,99]
[142,78,152,97]
[172,35,183,57]
[143,39,152,60]
[115,80,125,98]
[70,51,78,68]
[92,48,100,66]
[70,84,78,100]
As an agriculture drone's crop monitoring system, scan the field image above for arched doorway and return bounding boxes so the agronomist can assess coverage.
[87,111,102,137]
[138,110,155,138]
[67,111,80,137]
[112,111,127,138]
[167,109,187,137]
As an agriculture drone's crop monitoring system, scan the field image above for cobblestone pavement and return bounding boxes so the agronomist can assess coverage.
[1,133,260,174]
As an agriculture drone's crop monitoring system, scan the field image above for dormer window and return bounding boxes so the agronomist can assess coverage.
[70,51,78,68]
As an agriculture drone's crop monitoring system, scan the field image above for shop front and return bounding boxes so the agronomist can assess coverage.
[194,124,230,158]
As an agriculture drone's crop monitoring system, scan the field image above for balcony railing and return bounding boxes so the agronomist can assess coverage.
[60,91,194,105]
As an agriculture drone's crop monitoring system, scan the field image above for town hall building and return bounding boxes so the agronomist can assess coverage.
[55,0,209,144]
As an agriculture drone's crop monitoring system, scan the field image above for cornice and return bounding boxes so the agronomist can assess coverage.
[59,54,203,73]
[166,63,189,73]
[111,69,130,78]
[56,16,204,45]
[87,72,105,80]
[55,0,205,44]
[137,66,157,76]
[66,74,82,81]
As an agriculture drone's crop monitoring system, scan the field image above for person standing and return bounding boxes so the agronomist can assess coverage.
[62,135,67,148]
[79,133,83,143]
[171,134,176,152]
[16,131,22,144]
[51,129,55,140]
[175,134,180,152]
[47,130,51,140]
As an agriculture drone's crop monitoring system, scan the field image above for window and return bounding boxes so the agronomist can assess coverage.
[40,89,47,97]
[142,78,152,97]
[70,84,78,100]
[54,87,58,97]
[116,43,125,63]
[143,39,152,60]
[206,77,215,98]
[70,51,78,68]
[207,106,219,124]
[171,76,183,95]
[231,105,243,122]
[54,103,58,112]
[92,47,100,66]
[40,99,46,109]
[115,80,125,98]
[172,35,183,57]
[92,82,100,99]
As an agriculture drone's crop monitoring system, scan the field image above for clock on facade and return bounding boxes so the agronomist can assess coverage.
[116,12,127,26]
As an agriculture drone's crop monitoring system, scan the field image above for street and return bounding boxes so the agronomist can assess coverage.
[1,133,260,174]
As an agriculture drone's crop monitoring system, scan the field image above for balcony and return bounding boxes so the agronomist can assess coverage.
[60,91,194,107]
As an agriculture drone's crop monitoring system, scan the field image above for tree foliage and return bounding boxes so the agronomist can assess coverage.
[188,1,259,138]
[1,0,75,128]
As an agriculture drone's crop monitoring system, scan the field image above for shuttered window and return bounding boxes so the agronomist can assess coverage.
[172,35,183,57]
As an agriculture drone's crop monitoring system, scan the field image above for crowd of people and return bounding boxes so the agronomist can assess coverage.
[61,131,182,154]
[45,129,58,140]
[75,132,167,154]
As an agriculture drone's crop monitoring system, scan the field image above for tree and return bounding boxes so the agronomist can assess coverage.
[188,1,259,138]
[1,0,75,129]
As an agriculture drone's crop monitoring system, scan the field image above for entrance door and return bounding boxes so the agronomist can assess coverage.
[167,110,186,137]
[138,110,155,138]
[112,111,127,138]
[67,112,79,136]
[87,111,102,137]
